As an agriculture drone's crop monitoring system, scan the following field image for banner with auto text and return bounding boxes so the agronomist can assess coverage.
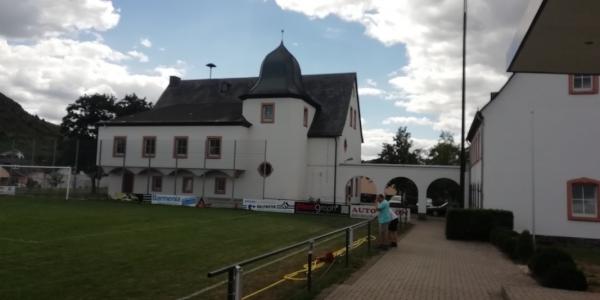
[242,198,295,214]
[350,204,411,222]
[151,194,198,207]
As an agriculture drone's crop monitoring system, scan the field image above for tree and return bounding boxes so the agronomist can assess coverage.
[427,131,460,165]
[60,93,151,193]
[372,127,422,164]
[61,94,117,139]
[115,93,152,117]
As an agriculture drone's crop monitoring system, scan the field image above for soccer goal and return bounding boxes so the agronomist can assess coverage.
[0,165,72,200]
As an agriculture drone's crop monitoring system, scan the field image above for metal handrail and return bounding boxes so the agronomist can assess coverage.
[207,218,372,277]
[207,217,375,300]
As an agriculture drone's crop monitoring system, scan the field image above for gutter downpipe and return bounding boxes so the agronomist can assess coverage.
[333,137,338,205]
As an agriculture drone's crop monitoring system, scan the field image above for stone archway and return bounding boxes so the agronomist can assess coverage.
[385,177,419,213]
[426,178,461,213]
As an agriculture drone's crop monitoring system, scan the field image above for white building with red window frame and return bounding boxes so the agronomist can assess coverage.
[467,73,600,240]
[96,42,365,204]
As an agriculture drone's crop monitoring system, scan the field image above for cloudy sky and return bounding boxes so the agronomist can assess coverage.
[0,0,529,160]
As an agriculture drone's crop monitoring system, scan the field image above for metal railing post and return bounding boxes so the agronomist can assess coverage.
[345,228,350,267]
[307,240,314,291]
[367,220,371,254]
[227,266,242,300]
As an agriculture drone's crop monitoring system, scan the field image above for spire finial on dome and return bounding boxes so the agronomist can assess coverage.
[280,29,284,44]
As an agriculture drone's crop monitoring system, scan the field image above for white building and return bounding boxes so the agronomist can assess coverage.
[97,43,364,204]
[468,73,600,240]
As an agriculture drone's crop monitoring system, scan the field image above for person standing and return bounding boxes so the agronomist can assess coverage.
[375,194,392,250]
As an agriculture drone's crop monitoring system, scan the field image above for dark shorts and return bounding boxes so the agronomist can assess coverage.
[388,218,399,231]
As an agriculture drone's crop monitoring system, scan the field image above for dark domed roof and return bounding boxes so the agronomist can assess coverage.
[241,43,318,108]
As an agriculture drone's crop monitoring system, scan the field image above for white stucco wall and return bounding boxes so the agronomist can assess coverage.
[478,73,600,239]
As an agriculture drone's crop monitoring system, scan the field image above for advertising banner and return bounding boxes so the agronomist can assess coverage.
[152,194,198,207]
[294,202,348,215]
[242,198,295,214]
[350,204,411,222]
[0,186,16,196]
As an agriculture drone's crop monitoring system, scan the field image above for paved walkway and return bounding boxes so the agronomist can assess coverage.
[324,219,598,300]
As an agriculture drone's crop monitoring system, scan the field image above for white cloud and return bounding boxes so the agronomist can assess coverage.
[358,87,384,97]
[382,116,434,127]
[0,38,183,123]
[0,1,185,124]
[140,37,152,48]
[365,78,377,87]
[127,50,149,62]
[0,0,119,39]
[274,0,528,136]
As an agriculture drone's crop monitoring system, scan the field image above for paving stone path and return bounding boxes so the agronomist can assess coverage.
[324,219,598,300]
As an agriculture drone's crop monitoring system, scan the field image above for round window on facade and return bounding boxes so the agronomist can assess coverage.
[258,162,273,177]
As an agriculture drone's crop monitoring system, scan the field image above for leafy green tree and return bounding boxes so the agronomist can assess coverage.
[427,131,460,165]
[115,93,152,117]
[372,126,421,164]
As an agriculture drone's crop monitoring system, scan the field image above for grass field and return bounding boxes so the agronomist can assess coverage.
[0,197,360,299]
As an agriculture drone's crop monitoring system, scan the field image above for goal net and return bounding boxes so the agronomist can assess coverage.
[0,165,72,200]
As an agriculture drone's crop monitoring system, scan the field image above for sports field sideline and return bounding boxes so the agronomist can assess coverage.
[0,197,359,299]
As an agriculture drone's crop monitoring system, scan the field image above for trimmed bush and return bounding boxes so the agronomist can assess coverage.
[541,262,588,291]
[515,230,534,262]
[446,209,513,241]
[528,247,575,276]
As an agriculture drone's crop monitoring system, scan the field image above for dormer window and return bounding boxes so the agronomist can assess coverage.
[569,74,598,95]
[261,103,274,123]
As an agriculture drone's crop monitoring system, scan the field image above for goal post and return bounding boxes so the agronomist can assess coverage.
[0,164,73,200]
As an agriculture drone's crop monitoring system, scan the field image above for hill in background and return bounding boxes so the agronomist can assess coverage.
[0,92,61,164]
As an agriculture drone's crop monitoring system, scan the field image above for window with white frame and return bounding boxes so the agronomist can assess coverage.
[570,74,597,94]
[206,137,221,159]
[113,137,126,157]
[174,137,188,158]
[261,103,274,123]
[142,137,156,158]
[571,182,598,217]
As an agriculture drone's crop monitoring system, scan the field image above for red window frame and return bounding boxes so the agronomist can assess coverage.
[569,74,599,95]
[215,177,226,194]
[142,136,156,158]
[182,176,194,193]
[303,107,308,127]
[567,178,600,222]
[261,103,275,123]
[206,136,222,159]
[173,136,188,158]
[151,176,162,192]
[113,136,127,157]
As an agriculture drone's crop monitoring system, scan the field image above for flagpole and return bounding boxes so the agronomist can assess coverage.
[460,0,467,207]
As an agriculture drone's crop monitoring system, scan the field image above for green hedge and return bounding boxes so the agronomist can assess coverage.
[515,231,534,262]
[528,247,575,276]
[446,209,513,241]
[541,262,588,291]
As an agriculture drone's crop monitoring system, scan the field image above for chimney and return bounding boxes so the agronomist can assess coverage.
[169,76,181,86]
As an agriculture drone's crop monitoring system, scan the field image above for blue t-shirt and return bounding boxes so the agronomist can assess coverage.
[377,200,392,224]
